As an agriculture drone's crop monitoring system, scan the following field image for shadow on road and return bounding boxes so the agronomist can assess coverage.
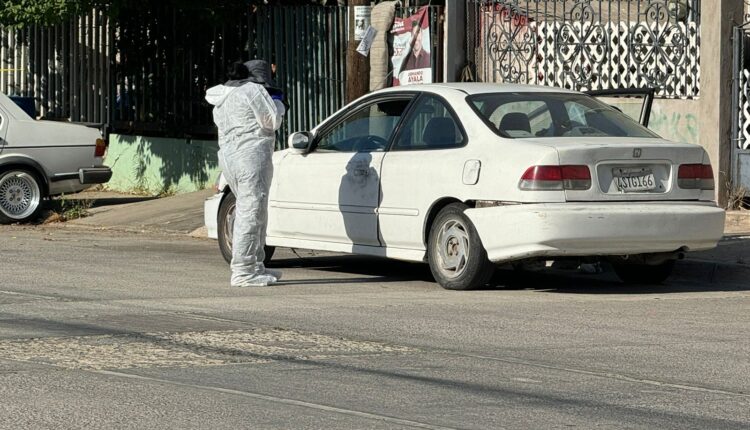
[269,254,750,294]
[269,255,435,284]
[49,196,159,210]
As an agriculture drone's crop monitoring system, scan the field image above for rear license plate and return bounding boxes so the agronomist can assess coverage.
[613,167,656,192]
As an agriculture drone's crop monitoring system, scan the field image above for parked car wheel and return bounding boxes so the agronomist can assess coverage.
[0,169,44,224]
[217,192,275,265]
[428,203,495,290]
[612,260,675,284]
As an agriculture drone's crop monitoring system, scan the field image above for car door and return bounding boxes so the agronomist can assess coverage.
[270,95,413,248]
[378,93,469,251]
[585,88,655,126]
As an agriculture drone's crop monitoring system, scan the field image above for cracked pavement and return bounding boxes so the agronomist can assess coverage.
[1,225,749,429]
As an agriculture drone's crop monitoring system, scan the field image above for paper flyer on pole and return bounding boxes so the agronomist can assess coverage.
[390,6,432,86]
[354,6,371,41]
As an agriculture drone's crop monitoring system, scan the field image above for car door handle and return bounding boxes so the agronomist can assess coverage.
[353,169,369,177]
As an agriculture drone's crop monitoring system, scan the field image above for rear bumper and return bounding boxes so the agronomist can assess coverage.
[204,193,222,239]
[78,167,112,185]
[464,202,726,263]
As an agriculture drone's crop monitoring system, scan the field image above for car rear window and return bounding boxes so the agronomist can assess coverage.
[468,92,659,139]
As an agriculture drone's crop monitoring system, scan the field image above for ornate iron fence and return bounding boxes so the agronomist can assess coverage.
[466,0,701,99]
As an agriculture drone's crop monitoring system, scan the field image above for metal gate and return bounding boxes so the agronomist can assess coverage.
[465,0,701,99]
[0,10,111,124]
[731,4,750,193]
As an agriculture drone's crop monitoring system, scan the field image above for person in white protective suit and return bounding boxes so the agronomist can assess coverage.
[205,60,286,287]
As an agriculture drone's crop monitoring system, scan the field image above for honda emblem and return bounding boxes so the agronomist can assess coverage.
[633,148,642,158]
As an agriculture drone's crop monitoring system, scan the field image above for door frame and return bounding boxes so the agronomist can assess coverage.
[585,88,655,127]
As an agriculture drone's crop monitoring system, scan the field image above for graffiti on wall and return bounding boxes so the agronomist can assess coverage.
[648,108,699,144]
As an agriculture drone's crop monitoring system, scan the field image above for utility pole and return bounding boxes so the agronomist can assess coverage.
[346,0,370,103]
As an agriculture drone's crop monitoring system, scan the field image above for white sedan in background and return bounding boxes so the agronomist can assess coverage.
[205,83,725,290]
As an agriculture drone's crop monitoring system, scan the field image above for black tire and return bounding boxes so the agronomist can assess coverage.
[217,192,275,265]
[0,168,45,224]
[612,260,675,285]
[427,203,495,290]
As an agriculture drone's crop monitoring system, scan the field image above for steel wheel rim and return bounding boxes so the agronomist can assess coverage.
[0,172,40,220]
[223,201,235,248]
[435,219,470,279]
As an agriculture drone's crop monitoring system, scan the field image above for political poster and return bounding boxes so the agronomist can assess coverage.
[390,6,432,86]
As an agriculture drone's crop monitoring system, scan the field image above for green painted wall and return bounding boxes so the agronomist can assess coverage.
[105,134,220,195]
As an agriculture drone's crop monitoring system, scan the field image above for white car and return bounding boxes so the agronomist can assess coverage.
[0,92,111,223]
[205,83,725,290]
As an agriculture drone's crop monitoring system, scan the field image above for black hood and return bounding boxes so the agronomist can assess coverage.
[244,60,280,92]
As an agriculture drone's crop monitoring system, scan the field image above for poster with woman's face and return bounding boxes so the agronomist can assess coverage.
[391,6,431,86]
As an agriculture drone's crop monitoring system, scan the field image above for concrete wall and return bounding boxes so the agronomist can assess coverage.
[105,134,220,195]
[649,99,700,144]
[602,98,700,144]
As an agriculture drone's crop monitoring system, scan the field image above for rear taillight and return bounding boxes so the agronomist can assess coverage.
[95,138,107,157]
[678,164,714,190]
[519,165,591,191]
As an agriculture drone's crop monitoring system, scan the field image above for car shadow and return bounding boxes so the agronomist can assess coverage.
[492,267,750,295]
[268,253,750,294]
[268,255,435,283]
[48,196,158,210]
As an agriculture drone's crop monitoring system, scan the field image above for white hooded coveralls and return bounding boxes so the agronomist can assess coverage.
[205,81,285,285]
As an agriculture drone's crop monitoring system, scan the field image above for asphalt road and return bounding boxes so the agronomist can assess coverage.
[1,225,749,429]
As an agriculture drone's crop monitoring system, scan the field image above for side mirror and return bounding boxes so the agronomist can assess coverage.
[288,131,313,153]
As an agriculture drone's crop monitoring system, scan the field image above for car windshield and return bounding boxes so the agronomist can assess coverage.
[468,92,659,139]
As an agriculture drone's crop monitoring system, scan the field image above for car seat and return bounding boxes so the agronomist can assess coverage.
[422,117,457,148]
[499,112,531,136]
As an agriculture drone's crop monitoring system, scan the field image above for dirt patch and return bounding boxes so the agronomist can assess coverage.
[0,329,415,370]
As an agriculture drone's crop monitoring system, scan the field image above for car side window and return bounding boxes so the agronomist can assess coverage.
[316,98,411,152]
[393,95,464,150]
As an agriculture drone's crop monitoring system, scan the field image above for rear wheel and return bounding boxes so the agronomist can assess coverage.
[427,203,495,290]
[0,169,44,224]
[612,260,675,284]
[217,192,275,265]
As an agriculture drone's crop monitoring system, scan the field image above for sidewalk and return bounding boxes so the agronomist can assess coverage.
[65,189,214,235]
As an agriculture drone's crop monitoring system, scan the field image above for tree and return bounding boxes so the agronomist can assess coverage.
[0,0,86,25]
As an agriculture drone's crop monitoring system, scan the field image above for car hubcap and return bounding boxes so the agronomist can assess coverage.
[436,219,470,278]
[0,172,40,220]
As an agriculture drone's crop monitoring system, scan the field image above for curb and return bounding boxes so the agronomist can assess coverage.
[725,211,750,235]
[674,259,750,287]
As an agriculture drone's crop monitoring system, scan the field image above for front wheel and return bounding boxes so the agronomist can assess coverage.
[612,260,675,285]
[427,203,495,290]
[217,192,275,265]
[0,169,44,224]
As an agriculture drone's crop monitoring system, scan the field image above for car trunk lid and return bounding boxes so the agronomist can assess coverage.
[524,137,707,201]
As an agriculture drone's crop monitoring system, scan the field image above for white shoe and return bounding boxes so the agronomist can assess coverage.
[264,269,282,280]
[232,274,278,287]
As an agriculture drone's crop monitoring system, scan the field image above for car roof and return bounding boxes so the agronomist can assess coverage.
[0,91,33,120]
[375,82,581,96]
